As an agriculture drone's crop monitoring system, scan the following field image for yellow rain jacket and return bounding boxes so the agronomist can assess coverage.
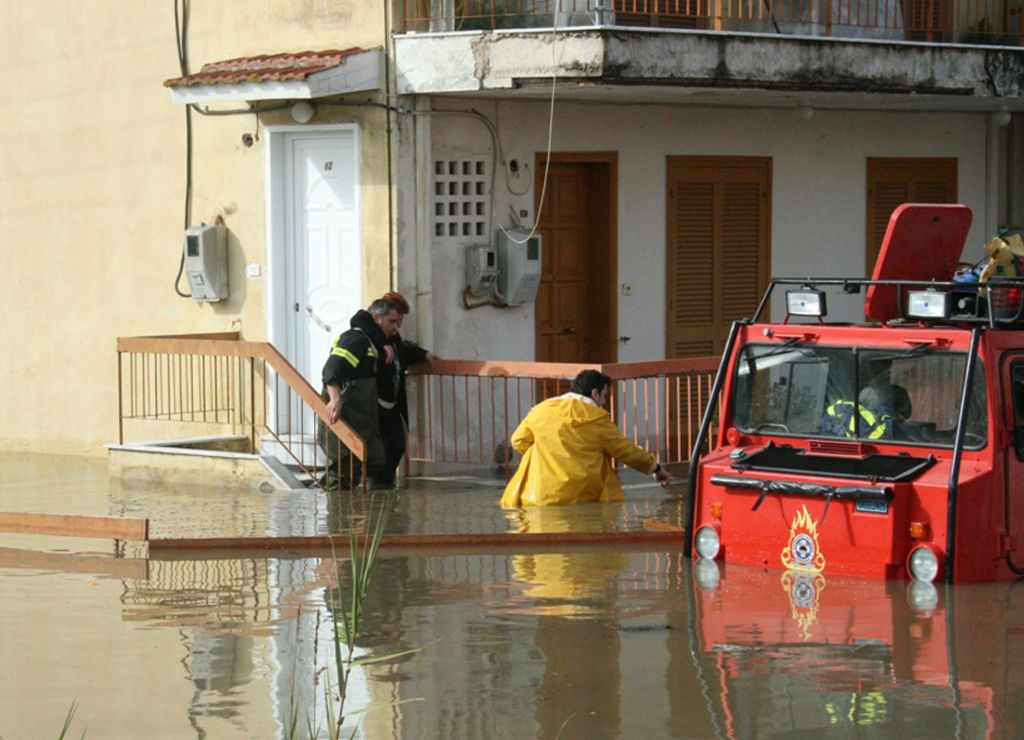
[500,392,657,507]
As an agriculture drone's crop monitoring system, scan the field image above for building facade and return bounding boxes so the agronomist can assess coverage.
[2,1,1023,453]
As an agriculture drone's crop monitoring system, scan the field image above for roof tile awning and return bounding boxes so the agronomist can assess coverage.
[164,48,382,104]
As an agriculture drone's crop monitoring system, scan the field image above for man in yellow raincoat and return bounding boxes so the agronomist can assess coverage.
[500,370,671,507]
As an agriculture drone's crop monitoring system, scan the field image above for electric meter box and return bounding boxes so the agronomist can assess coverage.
[465,244,498,296]
[496,229,542,306]
[184,223,228,301]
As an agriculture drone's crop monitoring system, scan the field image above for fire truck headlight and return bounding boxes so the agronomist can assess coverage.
[907,290,950,319]
[694,525,721,560]
[907,581,939,613]
[694,558,721,590]
[907,544,942,583]
[786,289,827,317]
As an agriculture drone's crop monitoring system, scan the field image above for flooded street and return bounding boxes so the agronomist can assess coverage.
[1,452,1022,739]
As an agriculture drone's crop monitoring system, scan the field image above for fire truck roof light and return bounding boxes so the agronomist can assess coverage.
[786,289,827,317]
[906,290,950,320]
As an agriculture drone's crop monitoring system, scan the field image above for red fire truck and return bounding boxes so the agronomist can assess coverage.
[685,203,1024,583]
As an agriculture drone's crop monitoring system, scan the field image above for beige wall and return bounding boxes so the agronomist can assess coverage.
[1,2,396,454]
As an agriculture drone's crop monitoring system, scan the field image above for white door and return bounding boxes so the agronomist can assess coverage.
[284,130,362,389]
[266,126,361,452]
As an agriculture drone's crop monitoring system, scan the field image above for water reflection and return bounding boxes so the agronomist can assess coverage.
[689,563,1024,738]
[5,542,1024,737]
[2,452,1024,737]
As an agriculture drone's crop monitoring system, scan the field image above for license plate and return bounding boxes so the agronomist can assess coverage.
[855,497,889,514]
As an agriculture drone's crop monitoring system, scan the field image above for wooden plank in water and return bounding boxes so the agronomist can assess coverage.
[148,526,685,553]
[0,547,149,580]
[642,518,685,532]
[0,512,149,541]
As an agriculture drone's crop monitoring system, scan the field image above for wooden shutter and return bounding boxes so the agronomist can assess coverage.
[669,181,715,357]
[612,0,710,29]
[667,157,771,357]
[866,158,957,273]
[903,0,951,41]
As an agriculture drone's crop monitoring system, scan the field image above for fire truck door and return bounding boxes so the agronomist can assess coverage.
[1002,358,1024,568]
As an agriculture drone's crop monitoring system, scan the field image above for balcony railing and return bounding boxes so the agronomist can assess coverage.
[406,357,721,475]
[117,335,719,485]
[401,0,1024,46]
[116,333,367,492]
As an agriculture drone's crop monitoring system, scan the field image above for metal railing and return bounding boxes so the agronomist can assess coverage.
[405,357,721,474]
[401,0,1024,46]
[116,333,366,491]
[117,335,719,484]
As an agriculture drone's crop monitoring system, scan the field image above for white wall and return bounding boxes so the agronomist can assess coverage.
[417,98,989,362]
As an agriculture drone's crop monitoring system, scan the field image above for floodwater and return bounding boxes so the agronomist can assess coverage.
[1,453,1023,739]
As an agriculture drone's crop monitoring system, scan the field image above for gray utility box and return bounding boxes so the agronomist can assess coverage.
[496,228,542,305]
[184,223,228,301]
[465,244,498,296]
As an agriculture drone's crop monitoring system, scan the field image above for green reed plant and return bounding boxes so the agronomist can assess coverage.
[287,494,424,740]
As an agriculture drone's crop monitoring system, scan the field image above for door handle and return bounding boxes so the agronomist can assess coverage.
[305,306,332,333]
[561,327,576,335]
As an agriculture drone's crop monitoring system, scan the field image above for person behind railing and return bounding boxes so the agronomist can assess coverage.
[500,370,671,507]
[373,291,437,488]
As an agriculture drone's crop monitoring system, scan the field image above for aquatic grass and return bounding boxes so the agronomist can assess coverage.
[0,700,89,740]
[280,493,428,739]
[282,493,425,740]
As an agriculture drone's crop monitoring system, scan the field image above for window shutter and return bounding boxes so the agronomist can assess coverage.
[866,158,957,273]
[672,182,715,329]
[667,157,771,357]
[720,182,764,320]
[612,0,710,29]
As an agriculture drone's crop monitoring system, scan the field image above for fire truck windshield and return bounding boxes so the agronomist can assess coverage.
[731,343,988,449]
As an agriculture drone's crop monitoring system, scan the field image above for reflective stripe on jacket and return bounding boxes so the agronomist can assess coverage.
[825,400,891,440]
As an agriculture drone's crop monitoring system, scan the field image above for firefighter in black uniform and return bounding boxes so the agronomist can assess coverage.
[319,293,434,488]
[374,292,433,487]
[319,301,396,488]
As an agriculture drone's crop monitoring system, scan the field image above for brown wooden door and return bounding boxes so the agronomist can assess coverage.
[535,155,617,363]
[866,158,958,273]
[666,156,772,357]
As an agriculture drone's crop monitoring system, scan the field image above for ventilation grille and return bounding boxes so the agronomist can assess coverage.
[434,159,488,240]
[808,439,869,456]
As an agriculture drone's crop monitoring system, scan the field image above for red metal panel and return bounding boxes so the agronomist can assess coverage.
[864,203,973,323]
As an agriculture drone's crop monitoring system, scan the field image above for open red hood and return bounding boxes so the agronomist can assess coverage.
[864,203,973,323]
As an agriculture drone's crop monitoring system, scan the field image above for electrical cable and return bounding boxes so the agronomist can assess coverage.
[173,0,193,298]
[383,0,396,290]
[499,0,561,246]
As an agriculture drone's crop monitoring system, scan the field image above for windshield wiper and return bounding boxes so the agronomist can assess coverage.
[753,336,805,359]
[870,342,933,362]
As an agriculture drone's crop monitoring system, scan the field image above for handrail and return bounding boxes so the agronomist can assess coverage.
[118,334,720,484]
[116,334,365,491]
[410,357,721,379]
[406,355,721,473]
[116,334,364,456]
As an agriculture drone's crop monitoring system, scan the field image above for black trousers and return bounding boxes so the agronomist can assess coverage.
[375,406,407,486]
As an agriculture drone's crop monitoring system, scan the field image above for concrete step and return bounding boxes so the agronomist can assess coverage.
[107,435,306,491]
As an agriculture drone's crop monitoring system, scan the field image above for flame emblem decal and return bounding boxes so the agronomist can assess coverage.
[781,505,826,572]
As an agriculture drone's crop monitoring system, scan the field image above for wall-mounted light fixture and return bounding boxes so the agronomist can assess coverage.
[992,106,1011,127]
[291,101,316,124]
[796,105,814,122]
